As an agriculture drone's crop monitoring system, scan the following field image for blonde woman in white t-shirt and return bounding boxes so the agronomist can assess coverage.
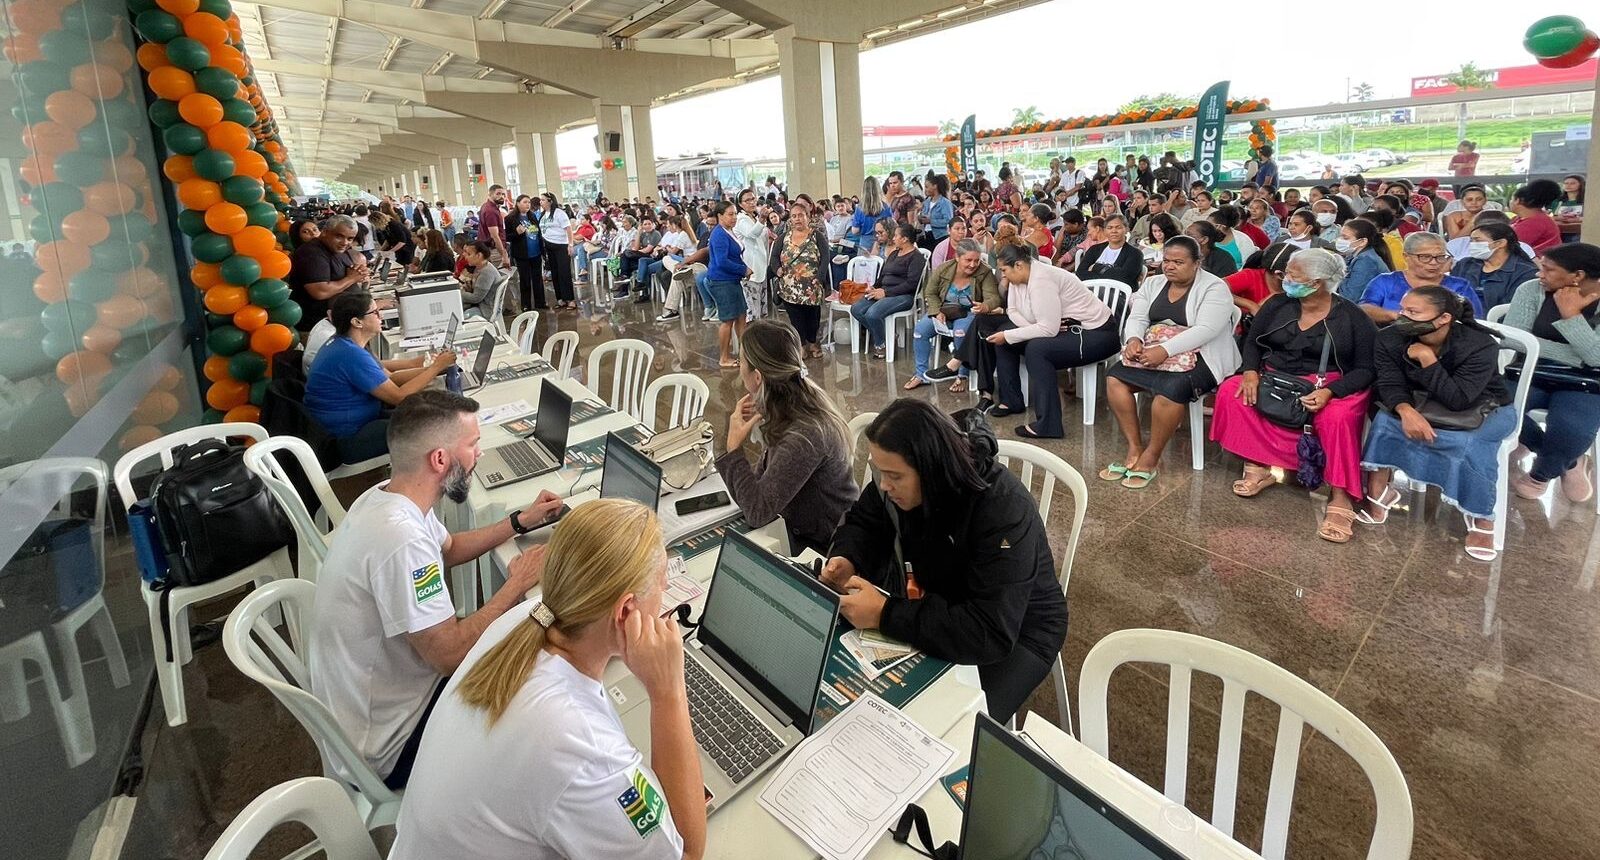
[391,499,704,860]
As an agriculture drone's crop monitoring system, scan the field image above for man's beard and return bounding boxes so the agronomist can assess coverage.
[443,458,473,503]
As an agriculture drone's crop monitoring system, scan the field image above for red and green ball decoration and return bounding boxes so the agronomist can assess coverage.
[1524,15,1600,69]
[130,0,304,423]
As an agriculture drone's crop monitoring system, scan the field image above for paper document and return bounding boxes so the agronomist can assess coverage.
[839,630,918,681]
[758,693,956,860]
[661,556,705,610]
[477,400,533,425]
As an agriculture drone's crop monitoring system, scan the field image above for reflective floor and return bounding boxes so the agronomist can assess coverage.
[127,294,1600,859]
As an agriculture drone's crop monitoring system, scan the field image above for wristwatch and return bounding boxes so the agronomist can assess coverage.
[508,509,533,535]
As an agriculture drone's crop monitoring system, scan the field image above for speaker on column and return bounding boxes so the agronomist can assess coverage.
[470,163,484,176]
[605,132,622,153]
[421,175,430,187]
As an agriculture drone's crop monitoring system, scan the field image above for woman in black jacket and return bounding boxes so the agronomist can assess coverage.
[1076,213,1144,287]
[822,399,1066,723]
[1357,286,1514,561]
[506,194,546,311]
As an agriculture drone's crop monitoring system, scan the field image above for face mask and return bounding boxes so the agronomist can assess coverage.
[1315,212,1336,227]
[1282,280,1318,299]
[1466,241,1494,260]
[1390,315,1440,339]
[1334,237,1358,255]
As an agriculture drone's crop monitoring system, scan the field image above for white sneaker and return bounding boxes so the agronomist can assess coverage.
[832,254,849,264]
[702,310,717,322]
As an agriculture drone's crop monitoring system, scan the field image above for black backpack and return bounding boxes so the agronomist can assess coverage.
[149,439,293,590]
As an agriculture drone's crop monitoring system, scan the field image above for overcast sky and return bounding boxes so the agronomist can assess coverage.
[549,0,1582,168]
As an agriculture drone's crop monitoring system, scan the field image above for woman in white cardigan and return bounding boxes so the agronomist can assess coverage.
[1102,235,1242,488]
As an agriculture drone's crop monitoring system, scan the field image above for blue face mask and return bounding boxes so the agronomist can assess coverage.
[1282,280,1317,299]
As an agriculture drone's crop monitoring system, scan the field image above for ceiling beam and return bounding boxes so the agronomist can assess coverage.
[605,0,701,39]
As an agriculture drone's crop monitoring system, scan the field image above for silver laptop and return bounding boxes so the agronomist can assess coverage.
[458,329,497,390]
[613,530,840,813]
[397,312,458,353]
[601,432,663,507]
[476,379,572,489]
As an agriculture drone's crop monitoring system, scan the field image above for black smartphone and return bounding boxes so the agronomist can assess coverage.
[541,504,572,527]
[674,491,730,517]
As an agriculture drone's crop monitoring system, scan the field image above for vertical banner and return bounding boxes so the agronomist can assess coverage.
[1192,80,1231,189]
[959,115,977,183]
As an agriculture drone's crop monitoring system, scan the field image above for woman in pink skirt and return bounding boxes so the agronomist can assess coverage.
[1211,248,1379,543]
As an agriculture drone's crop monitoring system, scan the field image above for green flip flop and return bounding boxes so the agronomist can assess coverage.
[1098,462,1130,482]
[1120,469,1158,490]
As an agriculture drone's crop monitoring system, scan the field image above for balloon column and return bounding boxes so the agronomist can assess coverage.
[128,0,303,425]
[6,0,188,451]
[1524,16,1600,70]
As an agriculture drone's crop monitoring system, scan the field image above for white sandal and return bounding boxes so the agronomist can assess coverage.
[1462,513,1498,562]
[1355,485,1402,525]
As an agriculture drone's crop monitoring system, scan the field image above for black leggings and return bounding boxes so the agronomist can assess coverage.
[978,646,1055,724]
[996,320,1121,436]
[544,243,574,302]
[955,313,1011,394]
[787,303,822,345]
[513,256,546,310]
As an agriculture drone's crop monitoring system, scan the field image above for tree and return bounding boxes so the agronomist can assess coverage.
[1009,105,1042,126]
[1117,92,1193,113]
[1442,63,1495,140]
[937,117,960,137]
[1352,82,1374,102]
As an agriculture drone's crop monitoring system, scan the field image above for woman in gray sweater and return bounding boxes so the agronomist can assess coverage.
[717,320,859,554]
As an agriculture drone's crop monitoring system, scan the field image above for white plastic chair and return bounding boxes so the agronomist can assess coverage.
[542,329,579,378]
[846,411,879,486]
[509,309,539,354]
[223,578,403,829]
[1079,629,1414,860]
[202,777,381,860]
[641,372,710,431]
[1486,302,1599,512]
[0,457,131,766]
[1478,321,1541,549]
[244,437,350,582]
[829,255,883,353]
[879,248,932,364]
[586,338,655,421]
[113,423,293,726]
[1077,278,1133,425]
[994,439,1087,734]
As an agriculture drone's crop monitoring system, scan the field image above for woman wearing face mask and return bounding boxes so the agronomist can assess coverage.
[820,400,1066,723]
[1333,218,1392,302]
[1278,209,1335,251]
[719,320,859,554]
[1310,198,1343,244]
[1357,287,1515,561]
[1450,221,1538,310]
[1211,248,1379,544]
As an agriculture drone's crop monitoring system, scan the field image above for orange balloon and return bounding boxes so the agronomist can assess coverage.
[99,41,135,74]
[250,323,294,356]
[61,210,111,245]
[81,324,123,354]
[232,225,277,257]
[205,121,252,154]
[177,178,222,210]
[233,148,267,178]
[120,425,165,452]
[98,294,145,329]
[85,181,137,216]
[191,261,223,289]
[182,12,230,46]
[118,267,163,299]
[233,304,268,331]
[204,285,249,314]
[5,36,44,66]
[258,251,291,280]
[224,404,261,424]
[137,43,171,73]
[148,66,196,101]
[71,63,123,100]
[203,354,232,382]
[209,44,246,78]
[178,93,223,127]
[10,0,61,32]
[19,157,56,187]
[206,378,250,411]
[155,365,183,391]
[114,154,148,182]
[134,390,181,424]
[36,242,91,278]
[45,90,97,130]
[163,154,195,182]
[22,122,74,156]
[56,350,113,386]
[65,384,99,419]
[156,0,200,14]
[204,201,248,235]
[33,271,68,304]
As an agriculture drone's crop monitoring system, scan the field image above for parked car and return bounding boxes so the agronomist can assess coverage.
[1274,156,1317,180]
[1361,147,1406,165]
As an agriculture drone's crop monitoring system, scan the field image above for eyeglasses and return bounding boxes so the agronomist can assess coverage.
[1408,253,1450,265]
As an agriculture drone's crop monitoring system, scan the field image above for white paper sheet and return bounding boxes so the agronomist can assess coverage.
[476,399,533,425]
[758,693,956,860]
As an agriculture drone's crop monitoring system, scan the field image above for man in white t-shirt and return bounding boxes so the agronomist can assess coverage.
[307,389,563,788]
[1058,157,1087,209]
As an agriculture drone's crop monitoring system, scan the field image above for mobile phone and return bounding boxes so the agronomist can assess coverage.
[674,491,730,517]
[541,504,572,527]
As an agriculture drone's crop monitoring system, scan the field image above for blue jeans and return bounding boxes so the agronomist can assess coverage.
[696,270,715,312]
[849,294,914,348]
[635,256,677,290]
[441,226,456,244]
[829,244,854,290]
[913,314,974,378]
[1521,384,1600,481]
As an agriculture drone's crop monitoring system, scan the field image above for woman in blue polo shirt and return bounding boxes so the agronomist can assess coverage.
[305,290,456,463]
[1356,231,1483,325]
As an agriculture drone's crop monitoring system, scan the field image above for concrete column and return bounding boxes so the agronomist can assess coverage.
[513,134,536,197]
[1584,61,1600,243]
[531,132,561,196]
[413,169,426,201]
[776,29,863,199]
[487,144,508,188]
[595,102,657,202]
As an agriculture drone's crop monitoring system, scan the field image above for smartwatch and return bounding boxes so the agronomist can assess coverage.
[509,509,533,535]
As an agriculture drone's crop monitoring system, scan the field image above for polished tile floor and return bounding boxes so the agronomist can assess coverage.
[127,294,1600,859]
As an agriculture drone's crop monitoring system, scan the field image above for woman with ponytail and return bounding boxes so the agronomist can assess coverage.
[391,499,705,860]
[1357,286,1515,561]
[719,319,859,554]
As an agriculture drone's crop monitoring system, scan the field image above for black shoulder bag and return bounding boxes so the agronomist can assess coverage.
[1254,330,1332,428]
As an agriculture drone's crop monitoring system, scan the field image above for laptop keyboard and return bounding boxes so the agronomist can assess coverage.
[492,442,556,482]
[484,363,547,384]
[685,657,784,783]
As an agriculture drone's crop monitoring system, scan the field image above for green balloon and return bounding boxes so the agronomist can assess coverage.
[248,277,291,307]
[201,407,224,424]
[67,271,118,304]
[191,232,234,264]
[166,37,211,71]
[38,182,84,217]
[1525,15,1587,57]
[195,67,240,100]
[193,149,236,181]
[54,151,106,187]
[199,0,235,18]
[129,0,160,14]
[228,350,268,382]
[18,62,70,98]
[41,300,93,334]
[91,241,137,273]
[265,300,302,328]
[177,209,209,237]
[29,214,56,245]
[163,123,207,156]
[61,5,118,41]
[245,201,279,229]
[77,127,132,159]
[42,330,78,362]
[134,9,182,44]
[101,99,142,130]
[40,30,93,66]
[149,99,183,129]
[114,214,156,245]
[221,98,256,127]
[221,176,265,205]
[249,379,268,407]
[205,312,232,328]
[207,325,250,356]
[220,255,262,286]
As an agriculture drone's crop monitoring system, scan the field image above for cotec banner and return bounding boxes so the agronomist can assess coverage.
[959,115,977,183]
[1192,80,1230,189]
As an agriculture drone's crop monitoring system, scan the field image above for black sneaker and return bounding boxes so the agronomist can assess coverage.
[925,365,959,381]
[656,310,681,322]
[633,293,652,304]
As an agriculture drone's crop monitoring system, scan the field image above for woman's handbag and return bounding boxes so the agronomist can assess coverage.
[1407,393,1498,431]
[1505,360,1600,395]
[938,302,970,322]
[838,279,867,304]
[1254,335,1332,428]
[638,420,714,490]
[1141,323,1198,372]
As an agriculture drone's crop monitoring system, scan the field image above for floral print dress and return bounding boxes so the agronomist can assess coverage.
[777,229,826,306]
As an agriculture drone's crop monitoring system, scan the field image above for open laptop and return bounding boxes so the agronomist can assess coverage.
[476,379,572,489]
[613,530,840,813]
[397,312,459,353]
[960,714,1186,859]
[601,431,663,506]
[457,329,497,390]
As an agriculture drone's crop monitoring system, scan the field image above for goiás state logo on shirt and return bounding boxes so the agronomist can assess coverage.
[616,769,666,838]
[410,562,444,604]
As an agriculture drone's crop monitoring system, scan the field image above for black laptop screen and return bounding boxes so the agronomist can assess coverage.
[533,380,572,458]
[601,433,662,508]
